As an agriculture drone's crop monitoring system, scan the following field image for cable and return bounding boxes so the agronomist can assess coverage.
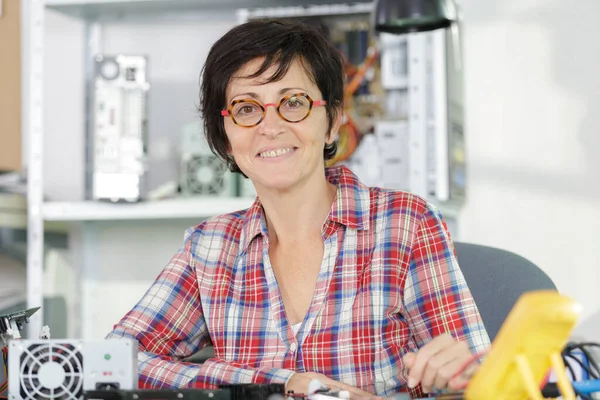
[1,346,6,396]
[542,382,593,400]
[580,348,600,378]
[573,379,600,395]
[557,341,600,400]
[563,356,577,381]
[565,343,600,378]
[564,353,595,380]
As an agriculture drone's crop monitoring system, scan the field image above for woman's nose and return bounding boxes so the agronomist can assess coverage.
[258,104,284,138]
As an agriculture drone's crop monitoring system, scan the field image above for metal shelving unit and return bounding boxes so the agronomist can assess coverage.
[23,0,46,339]
[44,0,372,18]
[42,198,254,221]
[25,0,459,338]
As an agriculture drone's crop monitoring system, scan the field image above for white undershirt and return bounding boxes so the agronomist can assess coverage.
[292,322,301,336]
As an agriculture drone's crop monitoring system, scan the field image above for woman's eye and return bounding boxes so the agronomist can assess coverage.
[236,104,258,115]
[284,97,305,109]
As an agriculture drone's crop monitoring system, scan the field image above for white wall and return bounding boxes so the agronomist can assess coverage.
[459,0,600,337]
[44,10,86,201]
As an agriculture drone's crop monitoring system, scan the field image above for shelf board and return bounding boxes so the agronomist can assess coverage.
[45,0,372,19]
[42,197,255,221]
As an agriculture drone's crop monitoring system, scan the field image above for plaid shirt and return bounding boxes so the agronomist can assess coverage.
[107,165,490,396]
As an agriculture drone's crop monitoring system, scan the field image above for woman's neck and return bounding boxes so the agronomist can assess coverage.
[256,172,337,246]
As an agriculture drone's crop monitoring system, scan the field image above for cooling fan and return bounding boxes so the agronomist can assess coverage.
[180,121,235,197]
[9,341,83,400]
[184,154,229,195]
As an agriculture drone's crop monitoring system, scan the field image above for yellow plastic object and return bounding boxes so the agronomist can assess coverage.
[465,290,582,400]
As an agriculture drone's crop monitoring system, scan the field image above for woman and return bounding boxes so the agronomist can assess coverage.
[107,19,490,398]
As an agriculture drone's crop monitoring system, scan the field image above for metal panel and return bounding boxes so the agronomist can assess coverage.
[407,32,429,198]
[46,0,373,20]
[431,29,450,202]
[23,0,45,339]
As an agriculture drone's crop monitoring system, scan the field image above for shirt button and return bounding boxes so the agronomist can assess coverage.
[289,343,297,352]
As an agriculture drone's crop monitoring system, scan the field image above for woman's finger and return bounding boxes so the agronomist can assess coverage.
[402,351,417,369]
[407,334,455,389]
[420,341,470,392]
[431,353,474,391]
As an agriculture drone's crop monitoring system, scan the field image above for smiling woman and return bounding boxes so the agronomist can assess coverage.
[106,19,491,399]
[200,20,342,179]
[219,58,338,193]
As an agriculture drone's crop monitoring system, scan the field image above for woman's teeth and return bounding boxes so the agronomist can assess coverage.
[259,148,293,158]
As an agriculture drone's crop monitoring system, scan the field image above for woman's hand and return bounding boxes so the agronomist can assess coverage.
[286,371,383,400]
[402,333,480,394]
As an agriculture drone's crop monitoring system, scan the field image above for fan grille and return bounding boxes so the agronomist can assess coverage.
[186,155,227,195]
[18,342,83,400]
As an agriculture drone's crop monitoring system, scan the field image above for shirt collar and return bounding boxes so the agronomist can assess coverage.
[325,165,371,231]
[239,165,371,252]
[239,198,269,252]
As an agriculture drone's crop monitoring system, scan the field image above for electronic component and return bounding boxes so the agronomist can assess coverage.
[219,383,284,400]
[0,307,40,347]
[84,389,230,400]
[379,33,408,90]
[89,54,150,202]
[81,385,367,400]
[373,120,409,191]
[180,121,236,197]
[8,339,138,400]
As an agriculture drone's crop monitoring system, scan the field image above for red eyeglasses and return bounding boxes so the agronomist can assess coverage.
[221,92,327,127]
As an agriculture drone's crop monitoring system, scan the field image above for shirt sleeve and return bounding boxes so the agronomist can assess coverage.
[106,226,295,389]
[403,203,491,356]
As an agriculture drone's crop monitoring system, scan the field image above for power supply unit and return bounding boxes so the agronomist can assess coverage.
[8,339,138,400]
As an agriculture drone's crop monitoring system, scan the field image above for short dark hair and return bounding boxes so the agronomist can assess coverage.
[199,19,344,174]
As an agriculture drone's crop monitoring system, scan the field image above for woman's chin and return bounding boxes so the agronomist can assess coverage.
[254,174,299,193]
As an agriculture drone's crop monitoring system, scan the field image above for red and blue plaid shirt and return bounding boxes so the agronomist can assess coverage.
[107,165,490,396]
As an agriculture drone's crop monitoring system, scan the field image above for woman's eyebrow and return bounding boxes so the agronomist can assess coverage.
[228,88,308,103]
[278,87,307,95]
[230,92,260,100]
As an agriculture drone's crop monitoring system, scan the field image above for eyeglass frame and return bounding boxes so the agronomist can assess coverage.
[220,92,327,128]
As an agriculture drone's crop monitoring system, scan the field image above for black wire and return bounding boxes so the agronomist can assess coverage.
[544,382,594,400]
[564,353,596,379]
[579,347,600,378]
[561,341,600,400]
[564,342,600,379]
[562,354,577,380]
[570,342,600,349]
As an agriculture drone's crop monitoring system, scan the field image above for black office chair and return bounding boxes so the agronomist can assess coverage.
[454,242,557,341]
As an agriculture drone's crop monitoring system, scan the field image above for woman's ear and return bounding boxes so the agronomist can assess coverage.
[326,111,344,145]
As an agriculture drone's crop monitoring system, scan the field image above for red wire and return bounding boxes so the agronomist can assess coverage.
[1,346,7,395]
